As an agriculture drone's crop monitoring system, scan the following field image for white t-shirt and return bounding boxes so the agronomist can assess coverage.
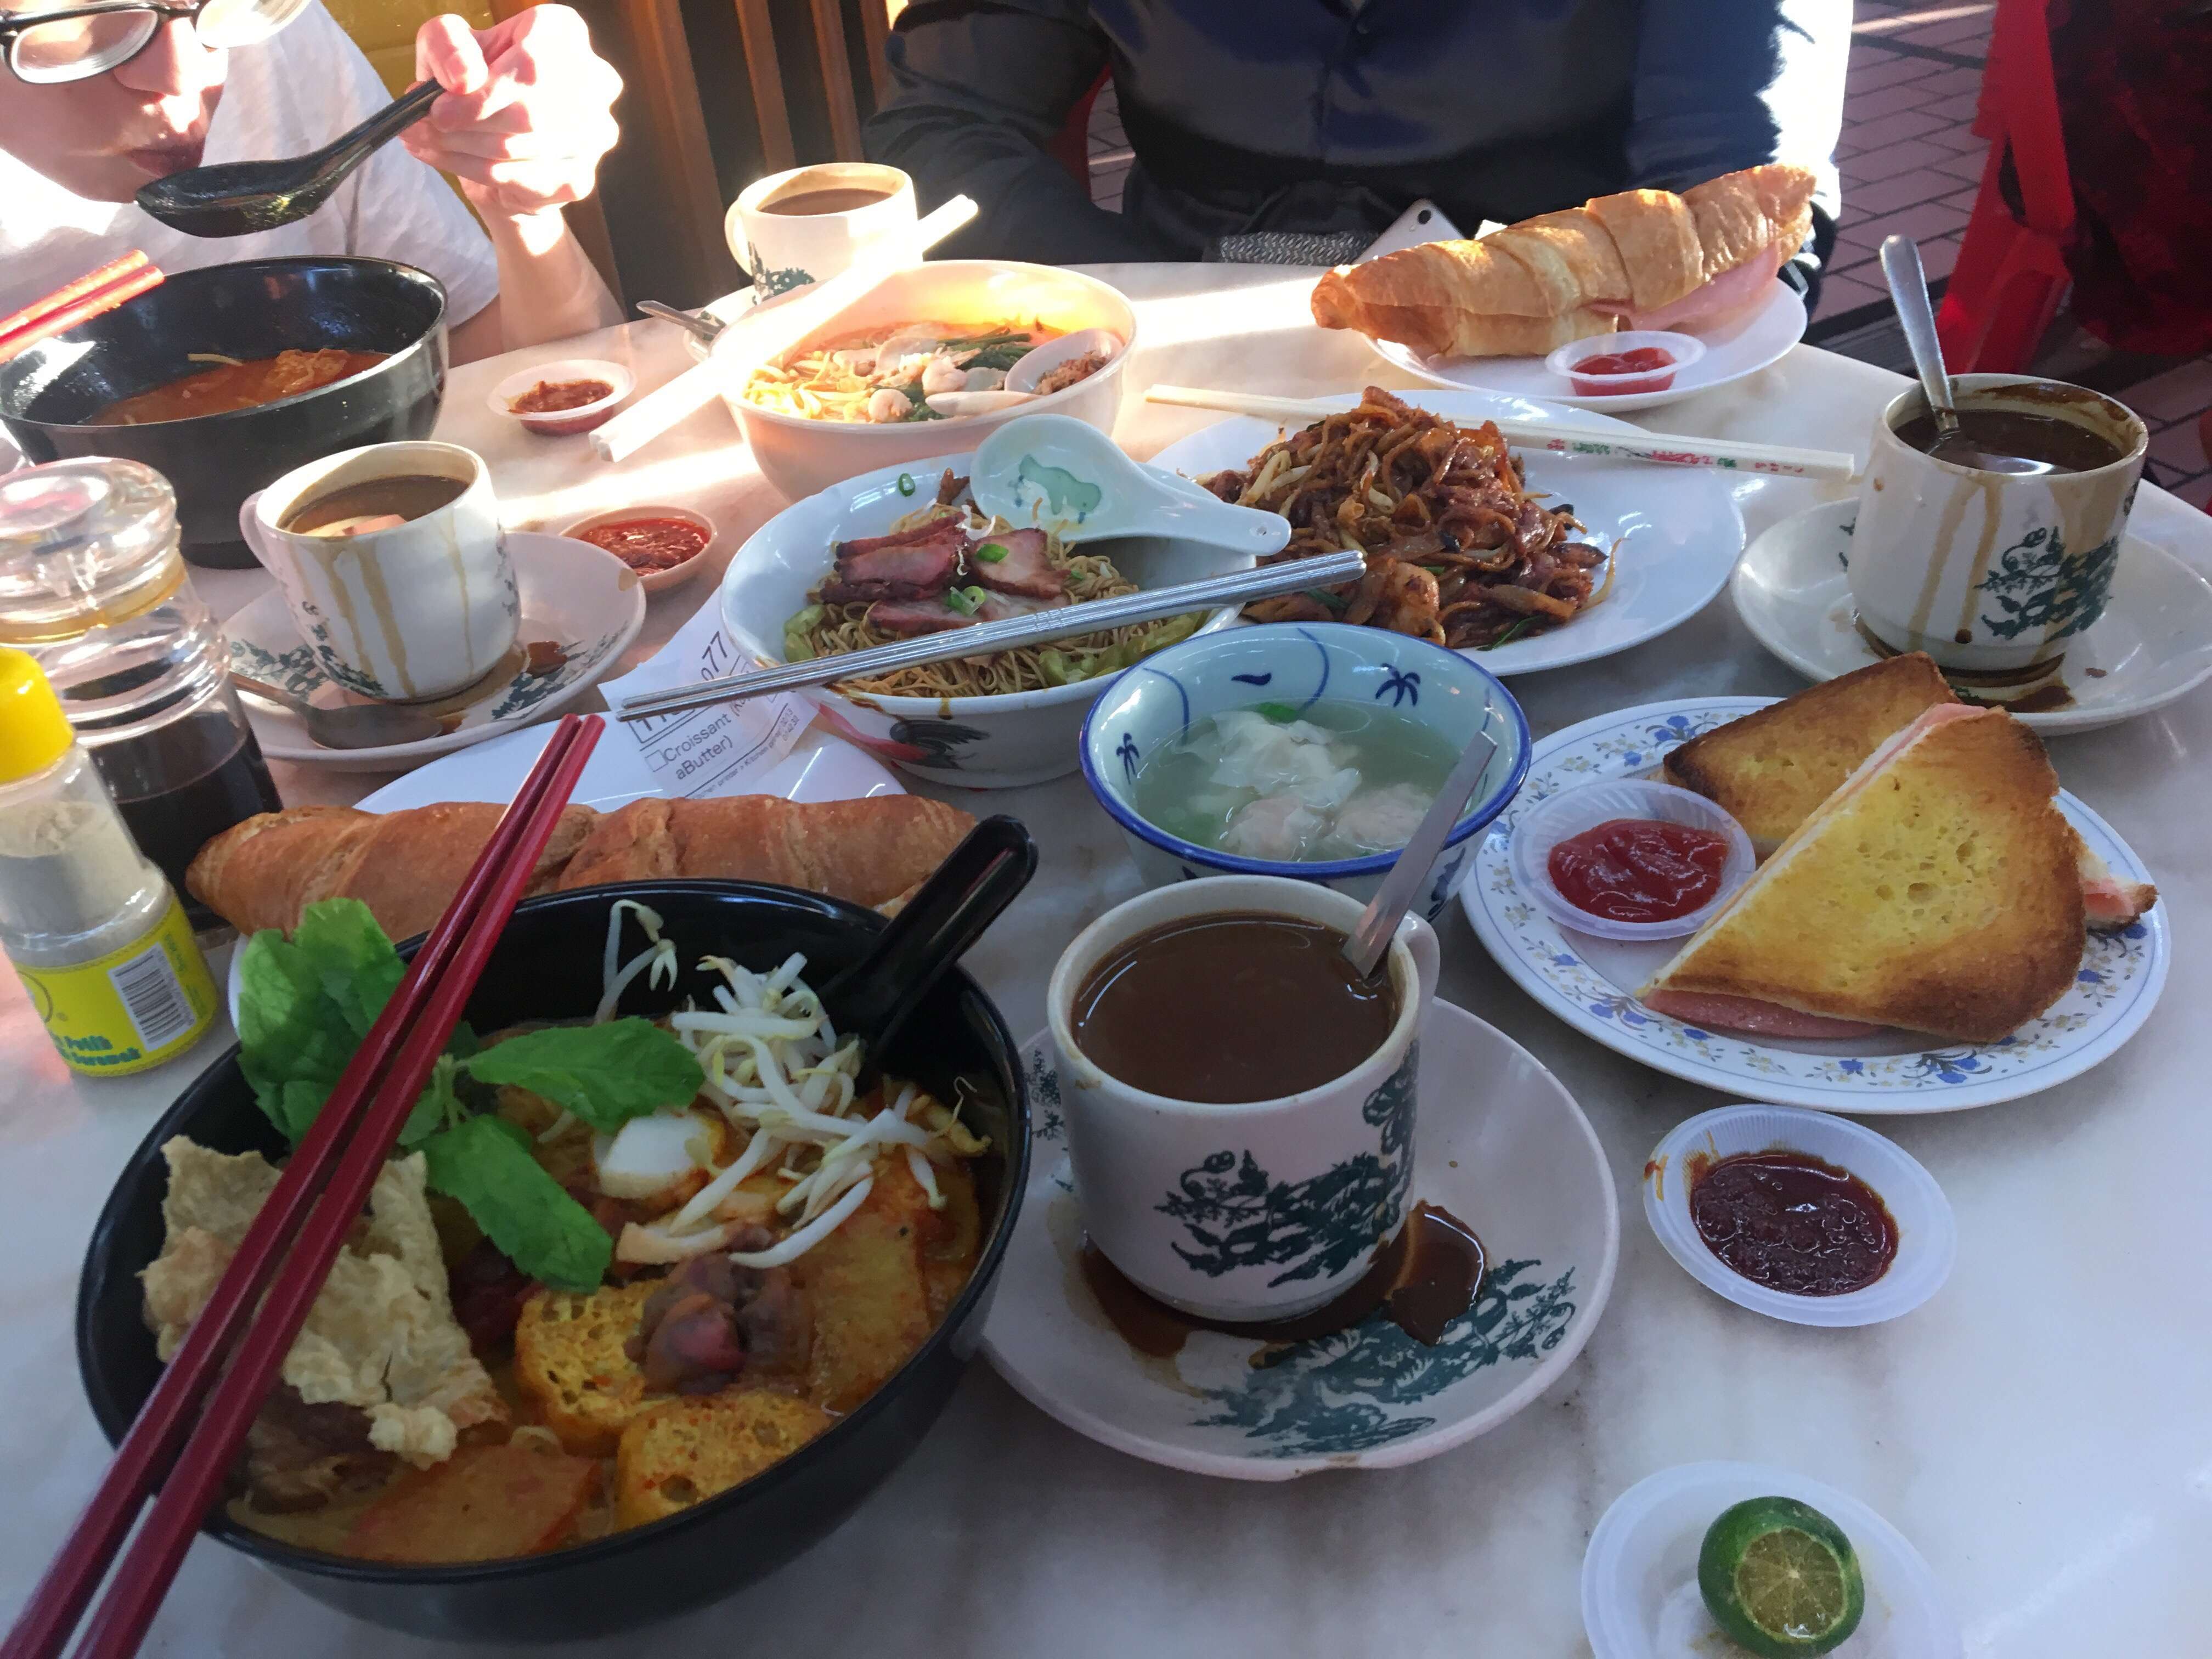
[0,2,499,325]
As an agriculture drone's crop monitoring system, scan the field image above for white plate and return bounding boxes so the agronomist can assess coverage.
[1367,283,1809,414]
[1582,1461,1962,1659]
[1643,1105,1956,1327]
[1734,498,2212,734]
[980,1000,1620,1480]
[1147,389,1746,677]
[223,723,902,1021]
[1459,696,2170,1112]
[225,532,645,771]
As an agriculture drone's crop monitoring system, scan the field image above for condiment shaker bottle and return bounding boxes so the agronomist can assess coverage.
[0,648,219,1076]
[0,459,281,929]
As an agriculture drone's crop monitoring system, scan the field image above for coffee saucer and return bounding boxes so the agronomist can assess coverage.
[980,1000,1619,1480]
[225,531,646,770]
[1732,499,2212,734]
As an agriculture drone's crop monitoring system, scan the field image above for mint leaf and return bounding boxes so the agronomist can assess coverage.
[234,898,404,1145]
[422,1115,610,1293]
[459,1019,703,1134]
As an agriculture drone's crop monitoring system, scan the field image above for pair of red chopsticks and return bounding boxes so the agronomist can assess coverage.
[0,253,165,365]
[1,714,605,1659]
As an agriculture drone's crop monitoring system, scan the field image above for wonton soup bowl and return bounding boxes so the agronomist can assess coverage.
[0,257,448,570]
[74,882,1028,1643]
[721,259,1136,502]
[1080,623,1532,917]
[719,447,1240,789]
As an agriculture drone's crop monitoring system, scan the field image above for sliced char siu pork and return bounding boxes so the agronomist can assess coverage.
[866,598,981,635]
[820,520,966,605]
[968,529,1064,601]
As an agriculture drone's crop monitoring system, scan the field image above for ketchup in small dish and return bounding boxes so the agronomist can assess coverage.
[1544,330,1705,399]
[1547,817,1731,924]
[1687,1150,1899,1296]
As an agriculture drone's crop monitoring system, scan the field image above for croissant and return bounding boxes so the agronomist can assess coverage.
[187,794,977,941]
[1311,164,1816,359]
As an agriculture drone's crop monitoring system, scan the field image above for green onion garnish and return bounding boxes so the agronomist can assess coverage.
[974,541,1009,563]
[944,585,988,616]
[1477,618,1537,650]
[1252,701,1300,724]
[896,472,917,496]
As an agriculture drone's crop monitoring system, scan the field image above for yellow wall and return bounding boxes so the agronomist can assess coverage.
[323,0,499,97]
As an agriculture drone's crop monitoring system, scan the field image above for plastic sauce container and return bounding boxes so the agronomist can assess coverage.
[1509,778,1753,942]
[1545,331,1705,398]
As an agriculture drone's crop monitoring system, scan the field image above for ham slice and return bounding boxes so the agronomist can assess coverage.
[821,527,964,604]
[2076,844,2156,930]
[970,528,1064,601]
[1640,990,1884,1041]
[1599,238,1788,334]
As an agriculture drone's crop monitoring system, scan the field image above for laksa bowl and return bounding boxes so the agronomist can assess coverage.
[1080,622,1531,916]
[75,882,1028,1643]
[719,449,1241,788]
[719,259,1136,501]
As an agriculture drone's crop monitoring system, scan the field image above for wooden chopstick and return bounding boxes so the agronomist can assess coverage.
[2,714,603,1659]
[1144,383,1861,482]
[0,254,163,364]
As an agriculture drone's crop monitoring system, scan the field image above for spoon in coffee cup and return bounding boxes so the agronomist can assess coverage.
[1340,722,1502,980]
[1878,235,2053,476]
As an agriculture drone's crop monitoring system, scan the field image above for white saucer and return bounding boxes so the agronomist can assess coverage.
[225,531,645,770]
[1582,1461,1962,1659]
[1148,388,1745,678]
[1460,696,2170,1112]
[1734,499,2212,735]
[980,1000,1619,1480]
[1367,283,1808,413]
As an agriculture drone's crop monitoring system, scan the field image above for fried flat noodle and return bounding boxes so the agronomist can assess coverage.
[1200,385,1607,649]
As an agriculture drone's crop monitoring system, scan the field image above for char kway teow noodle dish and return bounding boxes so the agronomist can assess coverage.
[783,470,1201,693]
[90,349,388,425]
[1201,386,1613,650]
[143,898,990,1563]
[744,320,1114,424]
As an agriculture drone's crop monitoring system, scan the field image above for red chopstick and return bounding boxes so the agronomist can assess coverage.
[0,255,163,364]
[1,714,603,1659]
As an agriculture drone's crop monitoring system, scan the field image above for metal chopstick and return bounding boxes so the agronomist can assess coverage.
[613,549,1368,723]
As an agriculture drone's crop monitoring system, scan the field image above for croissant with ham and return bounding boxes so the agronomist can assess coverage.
[1311,164,1816,359]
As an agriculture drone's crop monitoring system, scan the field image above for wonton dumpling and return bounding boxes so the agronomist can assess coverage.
[1221,795,1327,860]
[1331,782,1434,853]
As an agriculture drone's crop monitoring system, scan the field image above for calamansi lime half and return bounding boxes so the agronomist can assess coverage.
[1697,1496,1866,1658]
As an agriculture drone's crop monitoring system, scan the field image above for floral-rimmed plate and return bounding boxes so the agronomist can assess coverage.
[1460,697,2170,1112]
[979,1000,1619,1480]
[225,531,645,770]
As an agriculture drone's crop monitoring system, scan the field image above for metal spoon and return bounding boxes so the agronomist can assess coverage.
[1878,234,2053,477]
[637,301,724,346]
[230,672,445,750]
[1341,723,1502,980]
[136,80,441,238]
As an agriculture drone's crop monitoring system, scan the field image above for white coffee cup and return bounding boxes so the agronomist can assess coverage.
[1046,876,1442,1324]
[241,441,517,703]
[1849,374,2147,688]
[725,163,919,301]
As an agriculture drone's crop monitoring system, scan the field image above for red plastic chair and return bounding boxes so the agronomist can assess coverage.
[1047,70,1111,189]
[1934,0,2074,373]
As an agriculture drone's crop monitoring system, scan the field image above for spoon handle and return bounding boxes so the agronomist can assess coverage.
[1343,725,1499,980]
[636,301,722,343]
[827,816,1037,1088]
[324,80,442,177]
[1878,235,1958,430]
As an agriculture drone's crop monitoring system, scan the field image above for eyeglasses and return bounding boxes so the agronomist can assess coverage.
[2,0,307,84]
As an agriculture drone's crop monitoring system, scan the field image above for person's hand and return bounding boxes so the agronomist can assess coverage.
[401,7,621,221]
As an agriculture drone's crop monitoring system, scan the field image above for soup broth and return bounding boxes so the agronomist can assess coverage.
[91,348,386,425]
[1894,405,2127,473]
[1130,699,1462,863]
[281,473,466,537]
[1070,911,1397,1103]
[760,185,896,215]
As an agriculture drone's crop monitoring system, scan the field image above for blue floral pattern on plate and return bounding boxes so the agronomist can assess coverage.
[1462,696,2170,1111]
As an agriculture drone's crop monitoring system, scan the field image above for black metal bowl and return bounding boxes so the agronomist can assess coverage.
[0,257,448,569]
[74,881,1029,1642]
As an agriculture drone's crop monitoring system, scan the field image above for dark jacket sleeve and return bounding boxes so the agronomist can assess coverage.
[1626,0,1847,284]
[863,0,1175,263]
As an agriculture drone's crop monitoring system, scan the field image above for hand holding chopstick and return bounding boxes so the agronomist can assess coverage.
[1144,383,1860,482]
[2,715,604,1659]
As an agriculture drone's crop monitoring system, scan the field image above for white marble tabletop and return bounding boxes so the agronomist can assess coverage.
[3,265,2206,1657]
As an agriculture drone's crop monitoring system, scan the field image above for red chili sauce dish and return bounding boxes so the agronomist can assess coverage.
[1567,345,1678,397]
[1546,817,1730,924]
[1686,1149,1899,1296]
[578,516,709,572]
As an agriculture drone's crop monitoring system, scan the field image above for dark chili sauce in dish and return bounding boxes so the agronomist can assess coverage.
[1547,817,1730,923]
[578,517,709,571]
[511,377,614,414]
[1687,1150,1899,1296]
[1568,346,1678,396]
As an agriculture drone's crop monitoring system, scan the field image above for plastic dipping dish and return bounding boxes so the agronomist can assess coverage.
[1509,777,1753,943]
[1545,331,1705,398]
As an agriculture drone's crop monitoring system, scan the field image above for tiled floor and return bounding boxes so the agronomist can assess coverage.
[1082,2,2212,512]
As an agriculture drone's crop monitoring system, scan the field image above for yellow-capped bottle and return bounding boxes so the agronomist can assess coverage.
[0,648,217,1076]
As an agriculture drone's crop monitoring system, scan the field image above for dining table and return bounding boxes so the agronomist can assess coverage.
[1,262,2204,1659]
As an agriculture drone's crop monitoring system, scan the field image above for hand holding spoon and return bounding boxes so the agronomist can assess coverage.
[1878,235,2052,476]
[137,80,442,238]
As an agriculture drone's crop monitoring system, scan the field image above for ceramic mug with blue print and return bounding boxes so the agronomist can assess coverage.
[1047,874,1441,1323]
[724,163,918,301]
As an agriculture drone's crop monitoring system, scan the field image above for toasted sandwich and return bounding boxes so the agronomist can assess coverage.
[1639,705,2086,1042]
[1663,654,2155,929]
